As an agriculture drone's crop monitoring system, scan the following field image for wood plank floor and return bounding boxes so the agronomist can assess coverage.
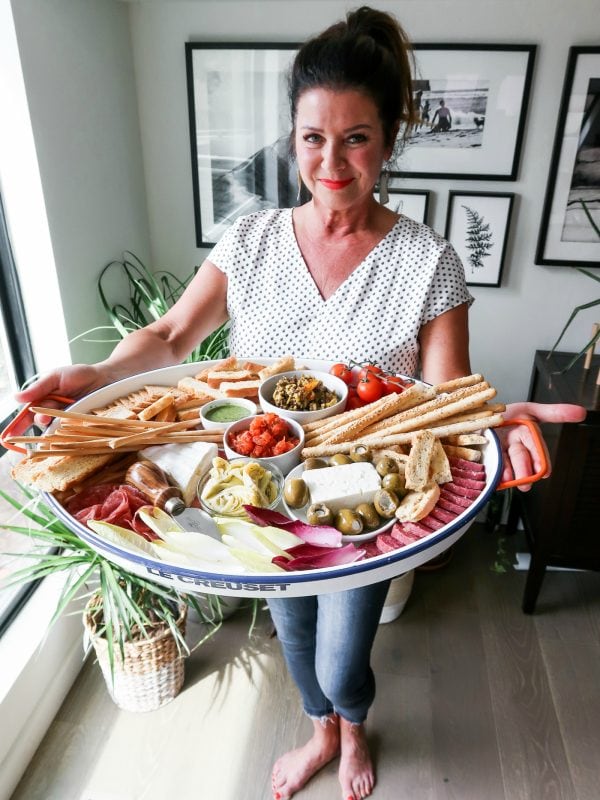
[11,524,600,800]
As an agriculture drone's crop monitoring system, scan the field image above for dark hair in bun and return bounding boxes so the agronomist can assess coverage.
[289,6,416,149]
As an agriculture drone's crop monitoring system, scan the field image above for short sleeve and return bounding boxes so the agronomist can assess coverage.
[422,242,474,325]
[206,216,247,276]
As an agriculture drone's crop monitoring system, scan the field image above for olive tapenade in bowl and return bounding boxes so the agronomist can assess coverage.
[259,370,348,423]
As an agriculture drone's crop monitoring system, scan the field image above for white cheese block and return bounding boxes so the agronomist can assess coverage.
[302,462,381,513]
[139,441,218,506]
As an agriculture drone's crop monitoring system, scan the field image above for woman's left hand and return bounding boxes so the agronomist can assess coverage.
[499,402,587,491]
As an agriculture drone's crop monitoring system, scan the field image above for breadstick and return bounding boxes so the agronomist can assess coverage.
[359,387,497,442]
[360,381,489,437]
[434,374,484,394]
[434,403,505,427]
[301,413,503,459]
[302,395,389,435]
[319,390,424,446]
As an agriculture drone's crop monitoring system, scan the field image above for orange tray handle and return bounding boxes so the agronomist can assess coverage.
[496,417,549,490]
[1,395,75,455]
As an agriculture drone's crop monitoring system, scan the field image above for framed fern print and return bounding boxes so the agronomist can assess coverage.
[445,191,515,287]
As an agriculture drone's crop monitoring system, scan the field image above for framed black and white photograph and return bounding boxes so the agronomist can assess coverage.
[536,47,600,266]
[397,44,536,181]
[374,186,431,224]
[445,192,515,287]
[185,43,300,246]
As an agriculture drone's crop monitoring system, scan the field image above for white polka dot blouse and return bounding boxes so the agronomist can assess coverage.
[208,208,473,377]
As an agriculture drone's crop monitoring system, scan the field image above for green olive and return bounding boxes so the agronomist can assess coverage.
[381,472,407,497]
[355,502,381,530]
[375,456,399,477]
[373,488,399,518]
[349,444,372,463]
[283,477,309,509]
[334,508,364,536]
[304,457,329,470]
[330,453,353,466]
[306,503,334,526]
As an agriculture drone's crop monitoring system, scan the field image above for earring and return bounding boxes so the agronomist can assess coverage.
[379,166,389,206]
[296,171,303,203]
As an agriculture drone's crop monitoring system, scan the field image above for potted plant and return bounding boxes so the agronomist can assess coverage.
[0,482,223,713]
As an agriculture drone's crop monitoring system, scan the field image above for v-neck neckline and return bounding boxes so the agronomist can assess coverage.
[288,209,401,303]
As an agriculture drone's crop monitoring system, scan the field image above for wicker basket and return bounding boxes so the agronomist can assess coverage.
[83,599,188,713]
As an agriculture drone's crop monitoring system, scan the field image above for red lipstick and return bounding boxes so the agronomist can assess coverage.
[319,178,354,190]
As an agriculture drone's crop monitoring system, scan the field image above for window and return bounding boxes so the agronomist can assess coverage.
[0,188,39,634]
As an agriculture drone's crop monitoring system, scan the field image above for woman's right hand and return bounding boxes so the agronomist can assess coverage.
[14,363,113,427]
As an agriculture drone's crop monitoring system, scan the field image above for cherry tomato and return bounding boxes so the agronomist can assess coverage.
[356,374,384,404]
[381,375,408,395]
[330,362,354,385]
[345,386,364,410]
[357,364,386,382]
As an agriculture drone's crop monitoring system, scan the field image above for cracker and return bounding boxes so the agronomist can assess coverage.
[405,429,436,490]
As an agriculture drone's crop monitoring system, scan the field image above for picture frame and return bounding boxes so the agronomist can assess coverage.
[185,42,300,246]
[397,44,536,181]
[374,185,431,224]
[185,42,534,246]
[536,46,600,267]
[445,191,515,287]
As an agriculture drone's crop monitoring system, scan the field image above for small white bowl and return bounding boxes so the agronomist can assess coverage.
[200,398,257,430]
[259,370,348,424]
[223,414,305,475]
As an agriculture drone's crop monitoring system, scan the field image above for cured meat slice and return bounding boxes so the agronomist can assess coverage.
[402,521,433,538]
[440,488,472,508]
[451,466,487,482]
[448,457,485,474]
[390,523,421,545]
[437,496,467,516]
[418,514,445,531]
[65,484,115,515]
[450,475,486,491]
[363,540,382,559]
[444,481,482,500]
[429,506,458,525]
[376,533,400,553]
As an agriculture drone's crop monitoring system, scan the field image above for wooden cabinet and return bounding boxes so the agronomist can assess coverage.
[506,350,600,613]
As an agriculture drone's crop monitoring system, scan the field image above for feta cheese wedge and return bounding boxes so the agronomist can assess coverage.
[302,462,381,512]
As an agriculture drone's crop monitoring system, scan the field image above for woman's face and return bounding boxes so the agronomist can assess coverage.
[294,88,391,212]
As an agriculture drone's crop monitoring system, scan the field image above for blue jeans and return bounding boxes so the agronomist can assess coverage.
[267,580,390,724]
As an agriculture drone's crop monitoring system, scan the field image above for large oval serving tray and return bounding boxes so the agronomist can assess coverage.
[43,358,502,597]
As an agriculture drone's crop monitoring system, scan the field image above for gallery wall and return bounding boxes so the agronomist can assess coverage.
[128,0,598,403]
[7,0,599,402]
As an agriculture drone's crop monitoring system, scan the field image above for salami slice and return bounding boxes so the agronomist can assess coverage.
[448,457,485,474]
[65,484,115,515]
[402,521,433,538]
[444,481,482,500]
[429,506,458,525]
[437,496,467,516]
[419,514,445,531]
[451,466,487,482]
[363,540,382,559]
[440,488,472,508]
[376,533,400,553]
[450,475,486,491]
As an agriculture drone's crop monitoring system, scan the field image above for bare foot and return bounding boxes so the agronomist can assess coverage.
[272,715,340,799]
[338,719,375,800]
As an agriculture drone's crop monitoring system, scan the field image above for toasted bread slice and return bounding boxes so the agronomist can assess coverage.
[405,430,436,490]
[395,482,440,523]
[258,355,295,380]
[11,453,115,493]
[178,376,225,400]
[206,369,255,388]
[220,379,260,398]
[429,439,452,484]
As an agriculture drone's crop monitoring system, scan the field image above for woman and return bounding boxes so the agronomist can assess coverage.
[18,7,584,800]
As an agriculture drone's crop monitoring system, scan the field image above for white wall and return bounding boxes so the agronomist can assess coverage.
[128,0,599,403]
[9,0,152,365]
[6,0,598,399]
